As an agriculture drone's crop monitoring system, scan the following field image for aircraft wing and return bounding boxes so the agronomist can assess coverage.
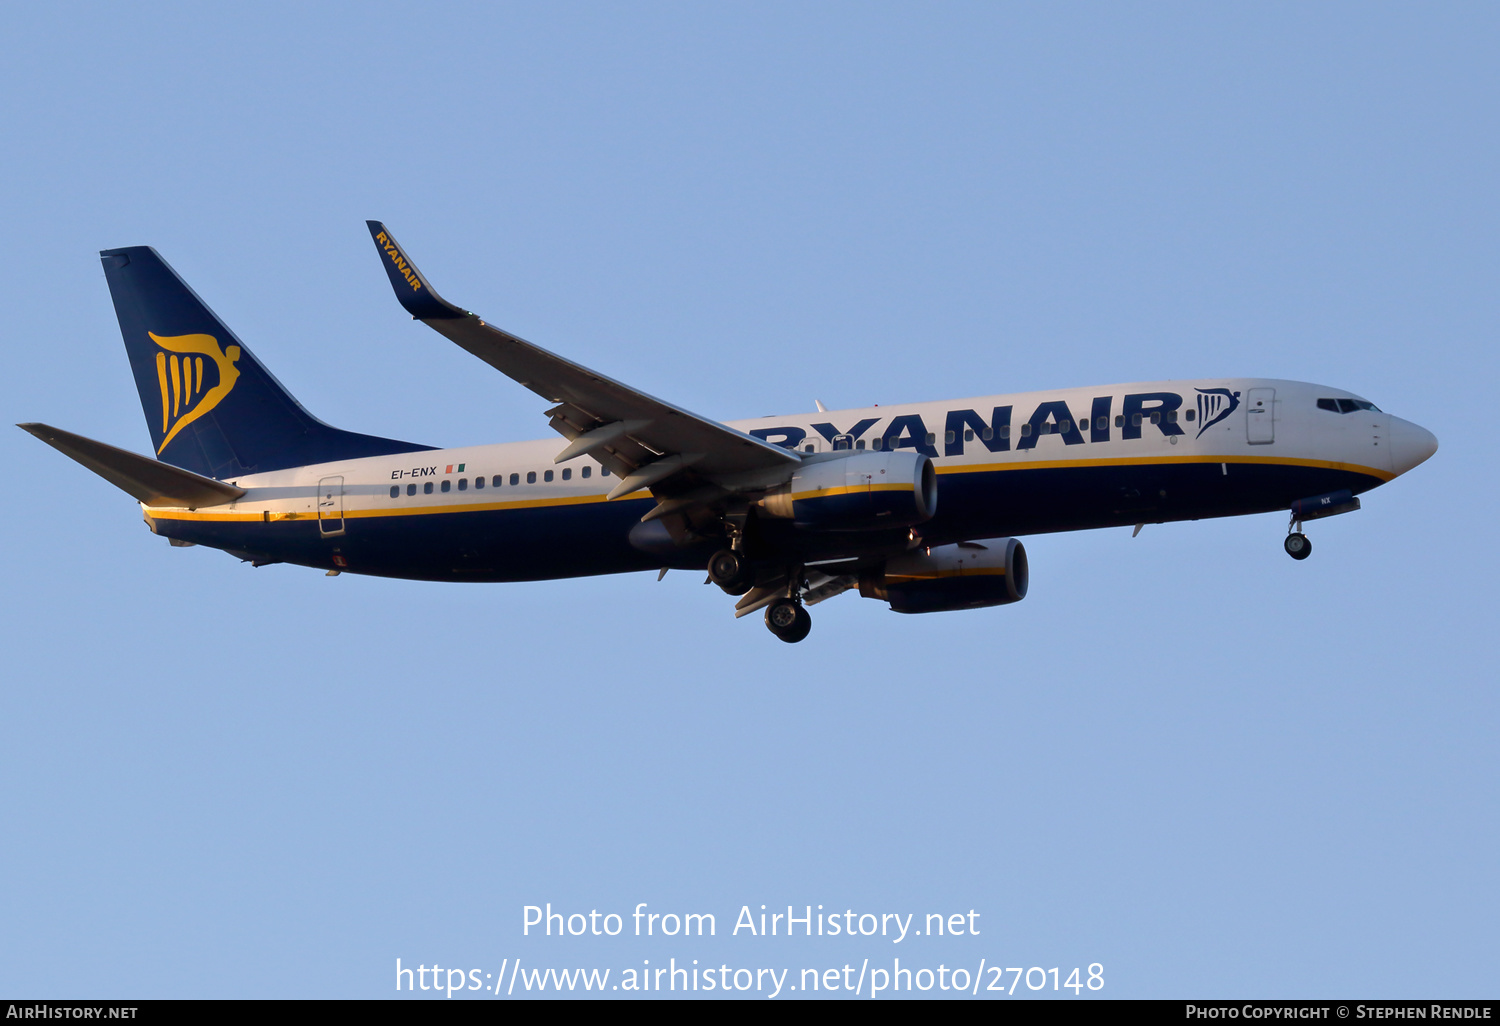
[366,222,798,502]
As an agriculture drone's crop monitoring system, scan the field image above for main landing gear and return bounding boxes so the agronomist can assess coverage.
[710,548,814,642]
[708,515,813,643]
[707,548,752,595]
[1284,518,1312,560]
[765,597,812,644]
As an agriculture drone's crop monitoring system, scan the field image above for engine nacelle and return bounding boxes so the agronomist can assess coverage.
[859,538,1028,614]
[759,450,937,531]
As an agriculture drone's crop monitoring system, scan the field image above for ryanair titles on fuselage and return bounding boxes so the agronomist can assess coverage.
[745,387,1241,457]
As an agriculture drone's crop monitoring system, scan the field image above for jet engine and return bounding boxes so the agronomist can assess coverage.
[859,538,1028,614]
[759,450,936,531]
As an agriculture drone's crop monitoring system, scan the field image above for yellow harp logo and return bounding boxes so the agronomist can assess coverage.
[149,332,242,454]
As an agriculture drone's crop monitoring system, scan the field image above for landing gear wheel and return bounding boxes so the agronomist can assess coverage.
[764,599,812,643]
[1284,532,1312,560]
[707,548,751,595]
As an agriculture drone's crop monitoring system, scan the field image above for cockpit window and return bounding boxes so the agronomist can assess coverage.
[1318,398,1381,414]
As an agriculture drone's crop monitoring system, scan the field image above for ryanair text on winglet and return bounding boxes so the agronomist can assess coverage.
[376,232,424,293]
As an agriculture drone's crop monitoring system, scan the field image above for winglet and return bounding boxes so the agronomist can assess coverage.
[365,221,466,320]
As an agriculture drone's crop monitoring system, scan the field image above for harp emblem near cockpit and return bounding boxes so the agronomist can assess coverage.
[1195,387,1241,438]
[149,331,242,453]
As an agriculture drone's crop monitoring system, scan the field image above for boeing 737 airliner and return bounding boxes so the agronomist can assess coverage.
[21,223,1439,642]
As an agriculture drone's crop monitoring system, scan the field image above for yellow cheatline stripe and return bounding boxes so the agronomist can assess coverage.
[143,453,1389,521]
[887,568,1007,582]
[144,490,643,521]
[935,452,1394,482]
[787,482,912,501]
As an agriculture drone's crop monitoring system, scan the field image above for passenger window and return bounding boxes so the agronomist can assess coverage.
[527,471,536,484]
[1115,415,1125,427]
[945,430,956,444]
[1150,412,1161,424]
[424,482,433,494]
[1166,410,1177,423]
[1132,414,1142,427]
[407,483,416,496]
[562,468,571,480]
[855,439,865,450]
[602,467,611,477]
[871,437,883,450]
[581,466,591,479]
[1020,423,1032,437]
[1184,410,1195,421]
[803,444,814,453]
[1058,419,1071,433]
[981,427,992,441]
[1096,417,1107,431]
[458,478,467,491]
[998,425,1010,438]
[390,486,399,498]
[965,429,974,442]
[925,433,936,446]
[544,470,554,482]
[441,479,451,493]
[474,476,484,489]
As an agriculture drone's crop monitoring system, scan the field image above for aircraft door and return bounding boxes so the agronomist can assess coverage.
[317,475,345,536]
[1246,388,1275,445]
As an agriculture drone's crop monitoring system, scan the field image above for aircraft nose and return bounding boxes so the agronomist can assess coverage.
[1389,417,1438,475]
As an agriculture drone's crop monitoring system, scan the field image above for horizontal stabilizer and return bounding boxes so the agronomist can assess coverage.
[18,423,245,508]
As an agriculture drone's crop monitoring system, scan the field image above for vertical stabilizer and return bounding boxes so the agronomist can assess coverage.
[101,246,431,477]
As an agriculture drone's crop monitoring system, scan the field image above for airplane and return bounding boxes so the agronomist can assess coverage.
[20,222,1439,643]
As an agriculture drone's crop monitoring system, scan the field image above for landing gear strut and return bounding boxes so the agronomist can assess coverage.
[1284,518,1312,560]
[765,597,811,643]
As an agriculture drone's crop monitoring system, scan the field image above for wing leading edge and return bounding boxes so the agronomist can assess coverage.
[365,222,798,507]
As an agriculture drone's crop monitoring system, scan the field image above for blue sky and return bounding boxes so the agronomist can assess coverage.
[2,2,1495,999]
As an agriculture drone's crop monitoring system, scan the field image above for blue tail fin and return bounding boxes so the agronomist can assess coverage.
[101,247,433,478]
